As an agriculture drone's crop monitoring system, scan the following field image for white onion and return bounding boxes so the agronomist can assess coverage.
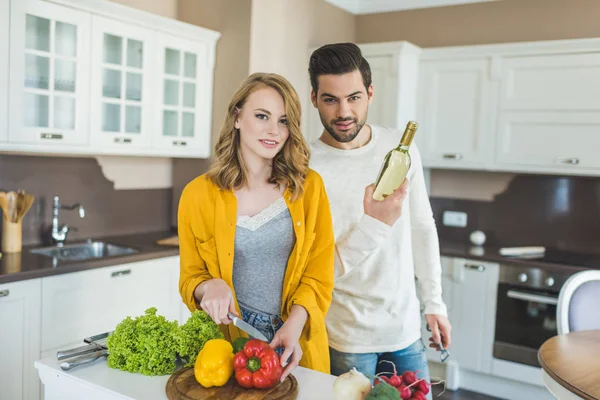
[333,367,372,400]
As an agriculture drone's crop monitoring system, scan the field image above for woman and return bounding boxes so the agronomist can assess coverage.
[178,73,335,380]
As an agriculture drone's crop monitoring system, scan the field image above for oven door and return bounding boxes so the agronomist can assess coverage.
[494,283,559,367]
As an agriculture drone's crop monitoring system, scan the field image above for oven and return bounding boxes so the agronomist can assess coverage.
[493,263,575,367]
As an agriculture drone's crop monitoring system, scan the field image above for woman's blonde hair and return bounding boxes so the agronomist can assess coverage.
[207,73,310,200]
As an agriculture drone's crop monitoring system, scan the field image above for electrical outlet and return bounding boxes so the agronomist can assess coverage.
[442,211,468,228]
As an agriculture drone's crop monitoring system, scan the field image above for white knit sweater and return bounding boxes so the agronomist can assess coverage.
[310,125,447,353]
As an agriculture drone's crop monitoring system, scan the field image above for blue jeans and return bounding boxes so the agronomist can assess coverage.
[330,339,433,400]
[239,305,284,355]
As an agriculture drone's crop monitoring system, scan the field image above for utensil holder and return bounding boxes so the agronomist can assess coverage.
[1,219,22,253]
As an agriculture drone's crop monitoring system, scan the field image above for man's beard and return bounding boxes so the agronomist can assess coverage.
[321,115,367,143]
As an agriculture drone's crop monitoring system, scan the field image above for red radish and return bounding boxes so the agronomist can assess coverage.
[378,360,403,387]
[411,391,427,400]
[416,379,430,394]
[397,384,412,399]
[402,371,419,385]
[374,375,391,386]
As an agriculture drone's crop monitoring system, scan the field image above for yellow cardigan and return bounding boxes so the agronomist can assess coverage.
[178,169,335,373]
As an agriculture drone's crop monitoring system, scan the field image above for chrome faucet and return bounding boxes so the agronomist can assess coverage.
[52,196,85,246]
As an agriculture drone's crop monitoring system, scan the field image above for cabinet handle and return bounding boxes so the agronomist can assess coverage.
[464,264,485,272]
[0,289,9,297]
[111,269,131,277]
[40,133,63,140]
[114,137,132,144]
[443,153,463,160]
[173,140,187,147]
[558,157,580,165]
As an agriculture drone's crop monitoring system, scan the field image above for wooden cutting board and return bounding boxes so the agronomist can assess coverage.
[165,367,298,400]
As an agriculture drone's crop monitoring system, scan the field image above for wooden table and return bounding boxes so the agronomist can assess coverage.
[538,330,600,400]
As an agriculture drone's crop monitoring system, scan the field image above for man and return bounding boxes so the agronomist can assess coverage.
[308,42,451,394]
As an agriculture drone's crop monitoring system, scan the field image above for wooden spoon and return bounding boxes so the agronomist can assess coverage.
[17,193,35,222]
[0,192,8,221]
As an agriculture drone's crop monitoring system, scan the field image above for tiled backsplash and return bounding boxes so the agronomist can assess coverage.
[0,155,172,246]
[430,173,600,255]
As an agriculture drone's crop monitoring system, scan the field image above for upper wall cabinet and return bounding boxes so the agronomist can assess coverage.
[0,0,9,142]
[418,39,600,176]
[90,16,155,150]
[1,0,220,158]
[9,0,91,147]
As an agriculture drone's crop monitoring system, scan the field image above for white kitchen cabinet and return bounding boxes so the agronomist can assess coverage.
[0,279,42,400]
[450,258,499,374]
[305,41,421,144]
[495,52,600,173]
[9,0,91,146]
[90,15,155,149]
[154,34,213,157]
[417,58,491,169]
[0,0,9,143]
[41,256,180,353]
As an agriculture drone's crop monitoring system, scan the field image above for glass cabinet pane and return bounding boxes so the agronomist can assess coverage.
[103,103,121,132]
[54,96,75,129]
[126,72,142,101]
[183,83,195,107]
[182,112,195,137]
[24,94,49,127]
[103,69,121,98]
[54,59,76,92]
[55,22,77,57]
[25,54,50,89]
[125,106,141,134]
[164,80,179,106]
[127,39,143,68]
[163,110,178,136]
[103,34,123,65]
[165,48,180,75]
[184,53,196,78]
[25,15,50,52]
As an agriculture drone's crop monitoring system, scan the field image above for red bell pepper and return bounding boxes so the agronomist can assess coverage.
[232,339,283,389]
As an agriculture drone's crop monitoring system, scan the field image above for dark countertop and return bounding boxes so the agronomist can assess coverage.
[440,242,600,271]
[0,231,179,284]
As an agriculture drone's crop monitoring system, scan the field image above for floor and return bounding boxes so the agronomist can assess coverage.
[432,386,504,400]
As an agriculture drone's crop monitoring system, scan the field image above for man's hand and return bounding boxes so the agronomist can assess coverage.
[426,314,452,349]
[363,179,409,226]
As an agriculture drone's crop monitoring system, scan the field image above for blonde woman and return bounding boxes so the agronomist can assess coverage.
[178,73,335,379]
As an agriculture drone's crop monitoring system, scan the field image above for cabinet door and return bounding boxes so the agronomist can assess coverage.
[154,34,211,157]
[9,0,90,146]
[41,257,180,352]
[90,16,154,149]
[0,279,42,400]
[451,258,498,374]
[0,0,8,142]
[417,59,491,168]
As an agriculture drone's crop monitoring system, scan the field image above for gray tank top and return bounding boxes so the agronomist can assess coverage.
[232,197,295,315]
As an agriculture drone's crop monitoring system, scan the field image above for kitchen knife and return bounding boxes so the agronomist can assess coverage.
[227,313,269,342]
[59,331,113,371]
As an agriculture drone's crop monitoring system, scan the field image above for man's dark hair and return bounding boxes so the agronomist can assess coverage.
[308,43,372,95]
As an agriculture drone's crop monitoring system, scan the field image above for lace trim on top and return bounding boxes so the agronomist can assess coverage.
[237,197,288,231]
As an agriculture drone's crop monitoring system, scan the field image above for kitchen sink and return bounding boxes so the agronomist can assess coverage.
[31,241,138,261]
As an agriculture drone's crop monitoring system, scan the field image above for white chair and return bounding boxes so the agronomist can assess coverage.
[557,270,600,334]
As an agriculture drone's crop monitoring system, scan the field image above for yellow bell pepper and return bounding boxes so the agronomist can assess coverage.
[194,339,234,388]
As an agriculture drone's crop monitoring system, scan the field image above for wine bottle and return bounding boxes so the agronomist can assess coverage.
[372,121,418,201]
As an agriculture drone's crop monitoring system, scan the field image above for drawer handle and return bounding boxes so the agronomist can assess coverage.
[559,157,579,165]
[41,133,63,140]
[114,137,132,144]
[0,289,9,297]
[111,269,131,277]
[443,153,463,160]
[465,264,485,272]
[173,140,187,147]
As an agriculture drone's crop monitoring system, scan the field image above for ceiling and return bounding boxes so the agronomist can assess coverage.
[324,0,500,14]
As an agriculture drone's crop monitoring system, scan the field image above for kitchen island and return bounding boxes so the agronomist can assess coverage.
[35,355,337,400]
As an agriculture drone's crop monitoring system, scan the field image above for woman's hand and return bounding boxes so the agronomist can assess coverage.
[269,305,307,381]
[196,279,238,325]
